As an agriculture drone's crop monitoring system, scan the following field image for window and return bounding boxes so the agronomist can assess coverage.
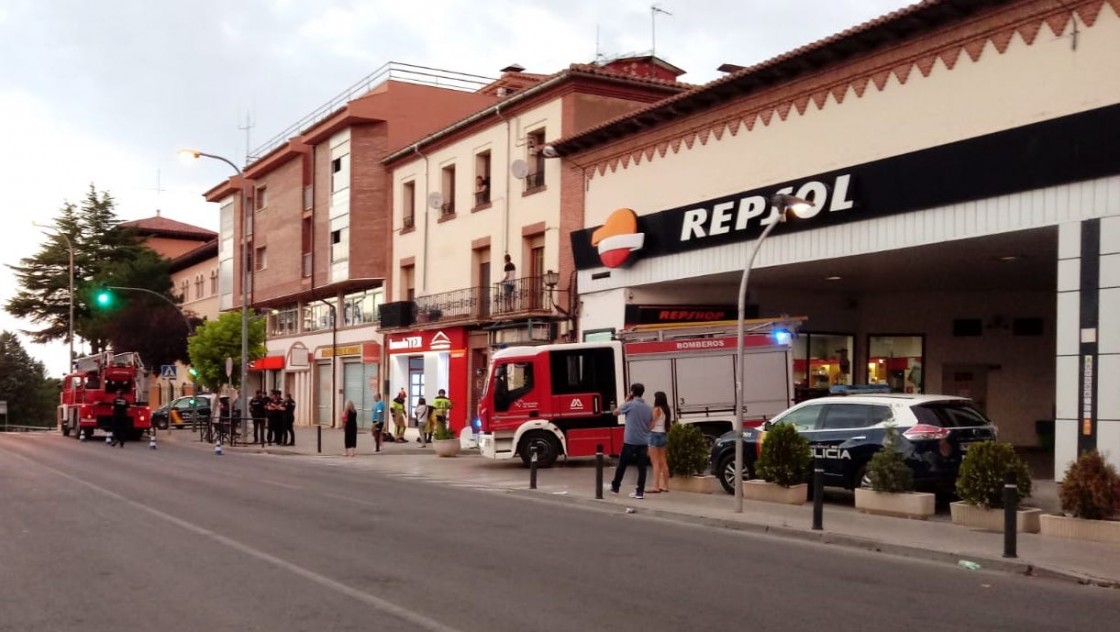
[494,361,534,412]
[868,335,924,394]
[526,129,546,190]
[474,151,491,207]
[440,164,456,217]
[209,270,218,294]
[819,404,892,430]
[268,307,299,336]
[254,185,267,210]
[179,279,189,300]
[302,300,337,332]
[301,217,313,278]
[402,181,416,230]
[791,333,854,393]
[342,289,383,327]
[254,246,267,271]
[400,265,415,302]
[778,404,823,431]
[194,274,203,299]
[331,155,349,193]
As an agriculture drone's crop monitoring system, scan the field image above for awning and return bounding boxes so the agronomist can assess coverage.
[248,355,285,371]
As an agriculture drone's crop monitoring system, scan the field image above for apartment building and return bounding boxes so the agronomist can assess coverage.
[202,64,499,428]
[552,0,1120,478]
[379,57,689,432]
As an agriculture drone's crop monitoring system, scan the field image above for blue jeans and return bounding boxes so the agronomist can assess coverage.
[611,443,649,494]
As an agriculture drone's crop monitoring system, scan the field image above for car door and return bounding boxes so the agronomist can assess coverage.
[811,402,894,486]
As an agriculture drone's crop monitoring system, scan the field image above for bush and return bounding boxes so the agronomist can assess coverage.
[432,421,454,441]
[1059,451,1120,520]
[667,424,709,477]
[755,422,811,488]
[956,440,1031,509]
[866,424,914,494]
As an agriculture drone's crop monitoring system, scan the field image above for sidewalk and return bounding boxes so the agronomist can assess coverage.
[159,425,1120,589]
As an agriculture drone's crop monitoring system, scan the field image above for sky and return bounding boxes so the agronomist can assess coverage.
[0,0,915,376]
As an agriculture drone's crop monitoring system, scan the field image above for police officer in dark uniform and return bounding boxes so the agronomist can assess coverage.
[110,388,130,447]
[250,391,267,445]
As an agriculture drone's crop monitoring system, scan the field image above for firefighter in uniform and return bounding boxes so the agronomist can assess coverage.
[110,388,130,447]
[390,388,408,443]
[432,389,453,437]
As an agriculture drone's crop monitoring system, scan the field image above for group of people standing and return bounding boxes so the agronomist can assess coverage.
[249,390,296,447]
[342,387,455,456]
[609,383,673,500]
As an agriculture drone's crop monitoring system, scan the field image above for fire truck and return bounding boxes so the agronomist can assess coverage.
[58,351,151,440]
[477,318,801,467]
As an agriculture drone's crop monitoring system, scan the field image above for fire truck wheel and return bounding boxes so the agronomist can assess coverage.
[519,432,560,468]
[82,428,94,441]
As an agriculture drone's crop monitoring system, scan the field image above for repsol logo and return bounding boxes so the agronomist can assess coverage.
[679,174,855,242]
[811,445,851,460]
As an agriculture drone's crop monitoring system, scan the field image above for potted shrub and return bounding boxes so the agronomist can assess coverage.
[1040,451,1120,544]
[854,424,935,520]
[951,440,1040,533]
[745,422,810,505]
[666,423,716,494]
[431,421,460,457]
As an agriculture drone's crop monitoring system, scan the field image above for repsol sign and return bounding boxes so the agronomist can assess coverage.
[570,103,1120,270]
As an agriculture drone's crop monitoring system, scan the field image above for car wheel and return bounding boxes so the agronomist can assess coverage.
[519,432,560,468]
[717,453,752,495]
[852,463,872,490]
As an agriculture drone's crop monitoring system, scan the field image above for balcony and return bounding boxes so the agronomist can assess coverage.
[492,275,548,316]
[403,214,415,230]
[440,201,455,218]
[523,171,545,192]
[406,275,551,325]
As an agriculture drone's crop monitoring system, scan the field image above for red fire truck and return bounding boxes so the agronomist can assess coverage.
[58,351,151,440]
[477,318,801,467]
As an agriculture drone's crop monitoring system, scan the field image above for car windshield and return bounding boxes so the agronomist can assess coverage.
[912,402,991,428]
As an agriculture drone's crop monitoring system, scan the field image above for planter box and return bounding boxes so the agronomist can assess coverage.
[950,501,1042,533]
[1039,514,1120,545]
[669,475,717,495]
[432,438,461,458]
[855,489,935,520]
[742,480,807,505]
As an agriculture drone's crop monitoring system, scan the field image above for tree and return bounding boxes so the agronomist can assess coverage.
[7,185,148,354]
[187,312,265,391]
[0,331,58,428]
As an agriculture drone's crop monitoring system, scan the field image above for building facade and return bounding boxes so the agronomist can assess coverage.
[379,59,688,432]
[552,0,1120,479]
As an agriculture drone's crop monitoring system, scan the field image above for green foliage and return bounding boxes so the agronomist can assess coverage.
[0,331,57,427]
[756,422,811,488]
[1059,451,1120,520]
[956,440,1032,509]
[186,312,266,390]
[866,424,914,493]
[666,423,709,477]
[433,420,455,441]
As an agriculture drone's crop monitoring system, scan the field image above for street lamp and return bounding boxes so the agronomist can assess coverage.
[179,148,251,441]
[100,285,194,334]
[543,270,577,341]
[33,222,75,372]
[734,193,813,513]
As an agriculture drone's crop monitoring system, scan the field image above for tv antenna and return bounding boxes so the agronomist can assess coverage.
[238,110,255,165]
[651,4,672,58]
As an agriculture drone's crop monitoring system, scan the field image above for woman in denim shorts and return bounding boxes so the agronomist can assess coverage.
[647,391,672,493]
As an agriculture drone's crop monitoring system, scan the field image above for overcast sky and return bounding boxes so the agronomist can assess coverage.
[0,0,914,375]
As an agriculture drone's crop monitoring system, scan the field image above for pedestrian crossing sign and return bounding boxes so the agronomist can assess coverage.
[161,365,177,380]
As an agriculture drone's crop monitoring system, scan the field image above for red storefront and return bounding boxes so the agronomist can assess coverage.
[384,327,470,433]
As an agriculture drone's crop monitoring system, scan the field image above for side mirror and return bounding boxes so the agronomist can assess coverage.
[762,421,773,431]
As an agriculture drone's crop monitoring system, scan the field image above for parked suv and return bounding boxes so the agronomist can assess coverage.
[151,395,213,430]
[710,393,997,496]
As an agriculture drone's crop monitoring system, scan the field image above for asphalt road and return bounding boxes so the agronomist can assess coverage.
[0,432,1114,632]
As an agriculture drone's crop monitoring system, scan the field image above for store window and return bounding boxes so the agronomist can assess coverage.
[791,333,854,401]
[868,334,924,394]
[342,288,383,327]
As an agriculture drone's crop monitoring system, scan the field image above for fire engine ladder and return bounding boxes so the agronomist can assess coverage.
[615,316,807,343]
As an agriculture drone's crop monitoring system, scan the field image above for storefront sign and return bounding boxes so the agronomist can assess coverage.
[1082,354,1094,436]
[361,342,381,364]
[625,304,748,325]
[385,328,467,354]
[321,345,362,358]
[572,103,1120,270]
[248,355,285,371]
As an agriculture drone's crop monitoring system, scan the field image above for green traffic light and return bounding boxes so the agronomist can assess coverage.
[96,289,112,307]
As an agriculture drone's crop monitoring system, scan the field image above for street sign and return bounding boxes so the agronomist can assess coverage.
[160,365,177,380]
[0,400,7,415]
[225,356,233,379]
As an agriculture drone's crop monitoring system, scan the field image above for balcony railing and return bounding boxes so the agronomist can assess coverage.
[440,201,455,217]
[524,171,545,191]
[474,190,490,207]
[303,185,313,210]
[403,214,415,229]
[409,275,550,323]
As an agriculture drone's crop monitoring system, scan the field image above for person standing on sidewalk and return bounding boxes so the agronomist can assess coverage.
[609,383,653,499]
[370,392,385,452]
[250,391,267,445]
[342,400,358,457]
[283,393,296,446]
[647,391,672,494]
[432,389,452,435]
[110,388,130,448]
[391,388,408,443]
[414,397,430,446]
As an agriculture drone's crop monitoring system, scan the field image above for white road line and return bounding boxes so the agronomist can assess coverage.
[4,448,464,632]
[259,479,303,490]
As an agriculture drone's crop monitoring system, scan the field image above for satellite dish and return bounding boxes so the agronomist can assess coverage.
[510,159,529,180]
[427,192,443,209]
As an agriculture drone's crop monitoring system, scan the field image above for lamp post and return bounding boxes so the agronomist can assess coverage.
[543,270,576,341]
[34,222,75,372]
[102,285,194,334]
[734,193,813,513]
[179,149,251,441]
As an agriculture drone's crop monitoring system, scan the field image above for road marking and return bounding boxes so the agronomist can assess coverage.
[5,449,464,632]
[259,479,303,490]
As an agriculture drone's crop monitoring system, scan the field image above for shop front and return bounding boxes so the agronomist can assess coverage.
[385,327,469,433]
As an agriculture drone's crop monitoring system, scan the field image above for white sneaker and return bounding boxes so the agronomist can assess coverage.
[628,492,644,500]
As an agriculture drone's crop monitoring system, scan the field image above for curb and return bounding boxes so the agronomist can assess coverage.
[504,488,1120,590]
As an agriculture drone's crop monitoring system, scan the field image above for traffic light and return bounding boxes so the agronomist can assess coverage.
[95,289,113,308]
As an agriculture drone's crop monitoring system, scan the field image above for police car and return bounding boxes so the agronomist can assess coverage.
[710,388,998,496]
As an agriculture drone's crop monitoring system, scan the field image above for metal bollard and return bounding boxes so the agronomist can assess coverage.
[317,425,322,454]
[529,445,538,489]
[595,444,604,499]
[812,465,824,531]
[1003,470,1018,558]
